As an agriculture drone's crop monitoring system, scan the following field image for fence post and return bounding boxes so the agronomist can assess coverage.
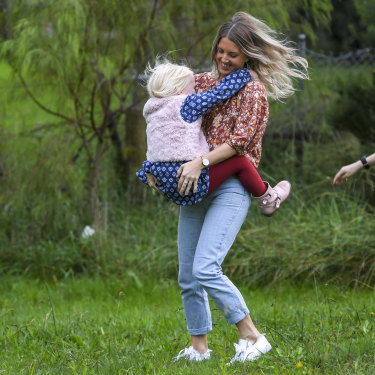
[298,33,306,91]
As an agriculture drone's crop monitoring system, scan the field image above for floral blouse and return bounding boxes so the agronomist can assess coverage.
[195,71,269,168]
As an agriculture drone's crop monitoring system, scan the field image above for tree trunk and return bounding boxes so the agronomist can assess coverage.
[89,140,104,224]
[107,111,127,187]
[124,103,146,198]
[0,0,10,39]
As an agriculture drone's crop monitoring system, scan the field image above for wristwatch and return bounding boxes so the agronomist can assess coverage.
[201,156,210,168]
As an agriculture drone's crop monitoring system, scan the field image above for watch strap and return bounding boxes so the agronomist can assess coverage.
[360,155,370,169]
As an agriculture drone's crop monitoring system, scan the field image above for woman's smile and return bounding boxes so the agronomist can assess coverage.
[215,37,248,79]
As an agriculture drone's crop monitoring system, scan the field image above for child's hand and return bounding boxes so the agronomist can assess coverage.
[177,158,203,196]
[146,173,162,193]
[248,69,258,80]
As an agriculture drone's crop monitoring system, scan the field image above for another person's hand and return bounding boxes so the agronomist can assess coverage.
[333,161,362,185]
[176,158,203,195]
[146,172,162,194]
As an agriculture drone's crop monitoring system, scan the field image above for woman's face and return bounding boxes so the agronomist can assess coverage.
[215,37,248,79]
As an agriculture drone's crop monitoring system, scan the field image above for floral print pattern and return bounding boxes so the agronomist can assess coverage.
[195,71,269,168]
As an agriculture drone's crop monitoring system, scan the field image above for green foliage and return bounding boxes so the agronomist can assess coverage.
[1,3,374,288]
[351,0,375,46]
[327,71,375,143]
[0,0,333,161]
[0,276,374,374]
[1,63,375,286]
[230,194,375,286]
[0,132,87,269]
[263,65,375,193]
[2,184,374,287]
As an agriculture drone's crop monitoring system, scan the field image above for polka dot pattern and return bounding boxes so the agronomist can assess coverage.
[136,161,210,205]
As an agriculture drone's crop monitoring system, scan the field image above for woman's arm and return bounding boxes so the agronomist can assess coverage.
[333,153,375,185]
[176,143,236,195]
[177,81,268,195]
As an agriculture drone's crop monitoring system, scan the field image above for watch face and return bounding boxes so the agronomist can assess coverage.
[203,158,210,167]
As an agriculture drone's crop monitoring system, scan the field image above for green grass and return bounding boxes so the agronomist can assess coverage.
[1,276,374,374]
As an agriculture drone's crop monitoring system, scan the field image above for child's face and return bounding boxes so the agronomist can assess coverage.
[180,75,195,95]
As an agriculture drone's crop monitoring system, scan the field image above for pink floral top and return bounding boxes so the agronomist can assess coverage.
[195,71,269,168]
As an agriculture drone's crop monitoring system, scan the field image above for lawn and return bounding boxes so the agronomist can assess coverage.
[0,276,374,374]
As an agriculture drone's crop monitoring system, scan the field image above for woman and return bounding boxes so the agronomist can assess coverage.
[147,11,308,364]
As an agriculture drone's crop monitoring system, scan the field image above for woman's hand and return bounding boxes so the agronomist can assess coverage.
[146,172,162,194]
[177,158,203,195]
[176,145,236,195]
[333,161,362,185]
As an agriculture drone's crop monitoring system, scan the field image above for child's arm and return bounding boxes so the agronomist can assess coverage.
[180,68,251,123]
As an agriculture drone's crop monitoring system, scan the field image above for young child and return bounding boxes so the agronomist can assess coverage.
[136,59,291,216]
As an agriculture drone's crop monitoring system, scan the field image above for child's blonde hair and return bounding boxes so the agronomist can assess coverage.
[145,58,194,98]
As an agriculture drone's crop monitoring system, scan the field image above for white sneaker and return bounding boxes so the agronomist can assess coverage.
[173,346,212,362]
[227,335,272,365]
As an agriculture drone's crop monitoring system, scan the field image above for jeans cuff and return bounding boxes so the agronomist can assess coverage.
[187,324,212,336]
[227,309,250,325]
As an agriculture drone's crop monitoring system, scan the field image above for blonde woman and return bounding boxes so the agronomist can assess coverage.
[137,59,290,213]
[148,12,308,364]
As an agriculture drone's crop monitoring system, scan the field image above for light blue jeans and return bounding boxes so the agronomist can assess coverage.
[178,177,251,335]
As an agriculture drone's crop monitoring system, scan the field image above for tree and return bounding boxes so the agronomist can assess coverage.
[1,0,332,222]
[0,0,10,39]
[352,0,375,47]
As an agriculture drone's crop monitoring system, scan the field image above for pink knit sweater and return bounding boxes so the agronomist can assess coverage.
[144,95,209,162]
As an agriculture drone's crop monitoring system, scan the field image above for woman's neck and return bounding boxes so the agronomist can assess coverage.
[216,74,225,84]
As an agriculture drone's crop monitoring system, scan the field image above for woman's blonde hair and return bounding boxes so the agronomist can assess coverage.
[211,12,309,101]
[145,58,194,98]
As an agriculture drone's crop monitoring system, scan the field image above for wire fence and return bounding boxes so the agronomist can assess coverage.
[307,48,375,66]
[297,34,375,67]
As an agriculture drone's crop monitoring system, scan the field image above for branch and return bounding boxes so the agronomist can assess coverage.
[98,83,113,140]
[89,81,98,132]
[186,22,222,58]
[73,124,95,163]
[14,68,96,163]
[71,133,96,163]
[20,121,70,135]
[14,68,91,129]
[118,0,159,76]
